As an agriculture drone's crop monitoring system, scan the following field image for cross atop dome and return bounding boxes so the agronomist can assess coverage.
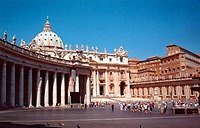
[43,16,52,31]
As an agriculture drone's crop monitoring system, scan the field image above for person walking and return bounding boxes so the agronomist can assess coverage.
[111,104,114,112]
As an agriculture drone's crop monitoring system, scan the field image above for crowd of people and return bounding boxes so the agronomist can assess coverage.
[119,101,155,113]
[90,99,199,114]
[171,100,199,108]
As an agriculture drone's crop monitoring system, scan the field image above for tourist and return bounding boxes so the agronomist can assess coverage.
[111,104,114,112]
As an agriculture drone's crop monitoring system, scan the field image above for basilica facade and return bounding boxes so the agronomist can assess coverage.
[0,18,200,107]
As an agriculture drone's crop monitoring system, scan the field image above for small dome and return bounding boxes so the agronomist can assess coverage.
[30,18,64,49]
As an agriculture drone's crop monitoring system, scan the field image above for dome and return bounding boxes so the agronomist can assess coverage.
[29,18,64,49]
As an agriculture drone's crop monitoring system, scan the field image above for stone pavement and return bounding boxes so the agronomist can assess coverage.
[0,104,199,128]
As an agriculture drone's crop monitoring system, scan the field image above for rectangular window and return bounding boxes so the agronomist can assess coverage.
[99,72,103,78]
[167,88,169,95]
[174,88,176,95]
[191,90,194,95]
[160,89,162,95]
[182,88,185,95]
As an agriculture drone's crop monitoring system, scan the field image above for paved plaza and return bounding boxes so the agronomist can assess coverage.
[0,104,200,128]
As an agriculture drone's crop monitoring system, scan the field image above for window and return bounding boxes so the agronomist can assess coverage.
[109,58,112,62]
[167,88,169,95]
[174,88,176,95]
[100,58,103,61]
[160,89,162,95]
[120,57,123,62]
[99,72,103,78]
[191,90,194,95]
[182,88,185,95]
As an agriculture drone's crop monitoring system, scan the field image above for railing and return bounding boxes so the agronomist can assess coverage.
[0,39,72,65]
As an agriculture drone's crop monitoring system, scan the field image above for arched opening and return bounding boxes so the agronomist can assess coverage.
[120,81,126,96]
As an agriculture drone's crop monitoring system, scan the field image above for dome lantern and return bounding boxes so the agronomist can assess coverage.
[43,16,52,32]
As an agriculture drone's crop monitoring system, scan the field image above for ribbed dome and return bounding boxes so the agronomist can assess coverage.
[30,18,64,49]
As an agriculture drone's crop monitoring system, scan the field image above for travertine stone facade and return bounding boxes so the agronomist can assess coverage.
[0,19,91,107]
[0,18,200,108]
[129,44,200,100]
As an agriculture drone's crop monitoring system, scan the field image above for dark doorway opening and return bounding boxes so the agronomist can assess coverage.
[100,86,104,95]
[120,81,126,96]
[70,92,80,104]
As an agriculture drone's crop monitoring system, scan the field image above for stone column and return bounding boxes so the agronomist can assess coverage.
[86,75,91,106]
[61,74,65,106]
[52,72,57,106]
[105,70,108,96]
[144,88,148,97]
[126,71,131,98]
[68,76,72,104]
[134,88,138,97]
[28,68,33,107]
[93,70,97,97]
[96,70,100,96]
[68,70,76,104]
[36,69,42,107]
[19,66,24,107]
[185,85,190,99]
[10,63,15,106]
[161,87,165,100]
[75,75,79,92]
[44,71,49,107]
[1,62,6,106]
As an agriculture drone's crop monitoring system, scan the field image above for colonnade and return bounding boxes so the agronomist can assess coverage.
[0,61,91,107]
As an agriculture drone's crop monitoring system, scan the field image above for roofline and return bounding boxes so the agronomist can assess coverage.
[167,44,200,58]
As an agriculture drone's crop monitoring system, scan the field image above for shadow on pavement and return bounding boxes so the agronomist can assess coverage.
[0,122,59,128]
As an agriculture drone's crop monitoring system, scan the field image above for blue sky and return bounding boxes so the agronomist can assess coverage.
[0,0,200,60]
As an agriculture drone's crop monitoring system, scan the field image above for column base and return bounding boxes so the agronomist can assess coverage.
[52,104,57,107]
[36,105,42,108]
[60,104,66,107]
[44,104,50,107]
[125,94,131,98]
[29,105,34,108]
